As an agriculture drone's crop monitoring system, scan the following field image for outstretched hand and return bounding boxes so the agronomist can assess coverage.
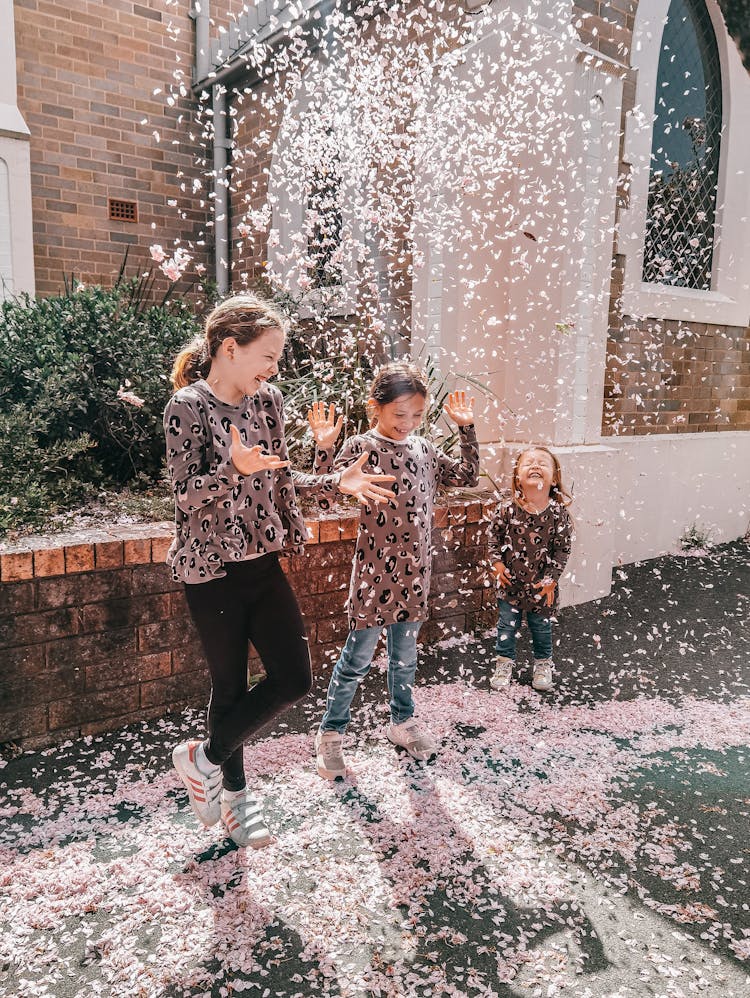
[492,561,511,587]
[533,577,556,607]
[338,451,396,505]
[229,425,291,476]
[444,390,475,426]
[307,401,344,451]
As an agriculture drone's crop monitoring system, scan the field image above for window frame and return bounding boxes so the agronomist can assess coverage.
[265,59,362,319]
[618,0,750,325]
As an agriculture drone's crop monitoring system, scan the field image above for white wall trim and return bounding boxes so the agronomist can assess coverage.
[0,1,34,297]
[618,0,750,326]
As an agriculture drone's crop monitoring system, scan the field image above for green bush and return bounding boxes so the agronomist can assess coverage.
[0,273,489,537]
[0,278,201,535]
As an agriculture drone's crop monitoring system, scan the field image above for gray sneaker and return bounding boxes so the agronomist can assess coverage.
[532,659,554,692]
[172,740,222,827]
[490,655,514,690]
[221,789,273,849]
[314,729,347,780]
[386,718,439,761]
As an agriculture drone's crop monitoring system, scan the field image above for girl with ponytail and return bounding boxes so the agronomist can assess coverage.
[165,294,395,849]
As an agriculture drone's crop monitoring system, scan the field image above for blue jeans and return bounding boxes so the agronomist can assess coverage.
[320,622,421,733]
[495,599,552,660]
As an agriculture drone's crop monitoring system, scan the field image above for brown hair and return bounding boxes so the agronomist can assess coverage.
[368,361,428,426]
[511,446,573,508]
[170,293,289,391]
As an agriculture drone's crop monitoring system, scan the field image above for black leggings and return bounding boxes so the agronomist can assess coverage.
[184,554,312,790]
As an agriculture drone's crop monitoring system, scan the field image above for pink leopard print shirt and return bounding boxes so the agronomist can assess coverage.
[488,496,573,617]
[164,379,340,584]
[316,426,479,630]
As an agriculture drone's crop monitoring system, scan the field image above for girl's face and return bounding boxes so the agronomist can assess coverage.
[517,449,557,496]
[371,392,426,441]
[223,327,285,396]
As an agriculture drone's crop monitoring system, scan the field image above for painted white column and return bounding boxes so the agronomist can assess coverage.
[412,5,625,604]
[0,0,35,297]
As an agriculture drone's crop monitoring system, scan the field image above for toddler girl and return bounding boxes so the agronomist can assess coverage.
[489,446,573,692]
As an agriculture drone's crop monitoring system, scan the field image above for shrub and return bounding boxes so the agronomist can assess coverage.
[0,276,201,535]
[678,522,714,553]
[0,273,489,536]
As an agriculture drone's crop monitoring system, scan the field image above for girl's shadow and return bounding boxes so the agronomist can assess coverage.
[169,837,343,997]
[336,751,608,993]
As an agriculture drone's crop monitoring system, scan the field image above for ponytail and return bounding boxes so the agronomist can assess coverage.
[170,336,210,390]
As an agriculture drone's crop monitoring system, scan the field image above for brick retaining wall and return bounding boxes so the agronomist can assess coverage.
[0,500,495,750]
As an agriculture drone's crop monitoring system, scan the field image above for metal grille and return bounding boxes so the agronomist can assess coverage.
[108,198,138,223]
[642,0,722,290]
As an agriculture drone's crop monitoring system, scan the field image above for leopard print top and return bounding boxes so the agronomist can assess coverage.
[488,497,573,617]
[316,426,479,630]
[163,379,340,584]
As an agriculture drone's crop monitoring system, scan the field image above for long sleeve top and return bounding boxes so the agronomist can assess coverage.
[488,496,573,616]
[163,379,340,584]
[316,425,480,630]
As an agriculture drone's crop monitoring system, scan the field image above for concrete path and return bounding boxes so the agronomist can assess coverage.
[1,542,748,997]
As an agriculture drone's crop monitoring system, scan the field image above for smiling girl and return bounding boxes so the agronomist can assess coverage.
[488,446,573,693]
[163,294,395,848]
[309,361,480,779]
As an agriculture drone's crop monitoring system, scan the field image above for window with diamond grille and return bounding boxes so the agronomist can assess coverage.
[642,0,722,290]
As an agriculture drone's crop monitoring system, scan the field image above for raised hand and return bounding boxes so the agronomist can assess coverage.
[229,425,291,476]
[338,451,396,505]
[444,390,475,426]
[307,401,344,451]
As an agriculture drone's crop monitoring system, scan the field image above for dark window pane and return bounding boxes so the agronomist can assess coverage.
[306,153,343,290]
[642,0,722,290]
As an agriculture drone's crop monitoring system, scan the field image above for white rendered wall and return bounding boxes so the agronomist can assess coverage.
[0,0,35,298]
[611,432,750,563]
[411,3,623,455]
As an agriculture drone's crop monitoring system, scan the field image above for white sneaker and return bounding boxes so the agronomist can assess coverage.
[172,740,222,826]
[221,788,273,849]
[532,659,554,692]
[386,718,439,761]
[490,656,514,690]
[314,729,347,780]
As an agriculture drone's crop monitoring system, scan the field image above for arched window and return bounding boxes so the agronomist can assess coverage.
[642,0,722,290]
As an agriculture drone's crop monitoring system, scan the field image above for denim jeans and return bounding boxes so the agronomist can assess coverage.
[495,598,552,660]
[320,621,421,733]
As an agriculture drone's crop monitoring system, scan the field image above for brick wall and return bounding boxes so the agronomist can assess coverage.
[13,0,214,295]
[603,319,750,434]
[0,501,494,750]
